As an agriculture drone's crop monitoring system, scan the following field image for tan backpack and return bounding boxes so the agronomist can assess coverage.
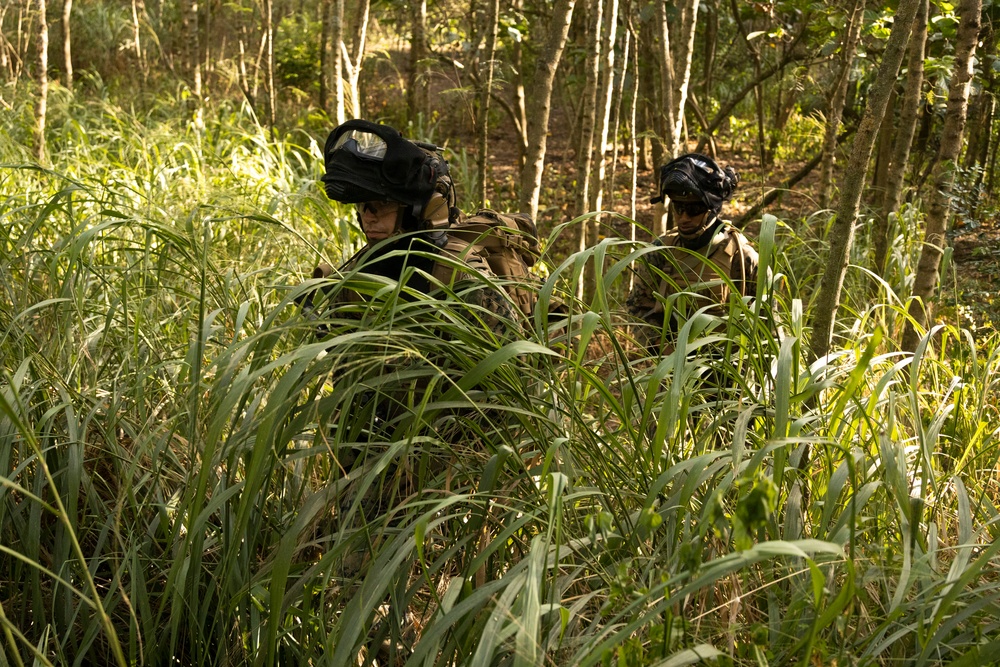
[445,208,541,319]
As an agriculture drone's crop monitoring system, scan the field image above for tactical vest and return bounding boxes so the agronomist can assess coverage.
[655,223,756,317]
[313,233,497,307]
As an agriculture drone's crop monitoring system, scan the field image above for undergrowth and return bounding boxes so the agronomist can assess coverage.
[1,88,999,667]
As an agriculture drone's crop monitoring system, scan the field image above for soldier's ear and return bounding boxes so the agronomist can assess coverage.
[722,167,739,199]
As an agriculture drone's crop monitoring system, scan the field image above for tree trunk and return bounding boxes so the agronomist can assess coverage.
[575,0,602,223]
[237,25,256,111]
[35,0,48,162]
[131,0,146,76]
[818,0,864,209]
[702,0,717,99]
[670,0,699,154]
[343,0,370,119]
[518,0,577,220]
[626,15,639,291]
[182,0,203,126]
[869,87,897,210]
[654,0,676,156]
[0,3,10,81]
[988,104,999,198]
[511,31,528,166]
[874,0,927,275]
[971,41,995,205]
[606,16,630,213]
[407,0,428,125]
[902,0,982,351]
[809,0,922,362]
[319,0,331,113]
[592,0,618,213]
[476,0,499,207]
[573,0,602,302]
[62,0,71,89]
[639,19,659,174]
[333,0,345,122]
[263,0,275,133]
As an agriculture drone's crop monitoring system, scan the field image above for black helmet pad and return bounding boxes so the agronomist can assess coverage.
[321,119,449,215]
[652,153,739,213]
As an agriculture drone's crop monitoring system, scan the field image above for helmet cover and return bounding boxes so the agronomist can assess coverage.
[651,153,739,213]
[321,119,450,215]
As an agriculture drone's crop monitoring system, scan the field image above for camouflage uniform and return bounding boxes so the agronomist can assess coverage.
[627,219,759,352]
[308,121,521,553]
[320,193,520,338]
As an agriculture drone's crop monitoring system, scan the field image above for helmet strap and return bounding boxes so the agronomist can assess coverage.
[678,215,723,249]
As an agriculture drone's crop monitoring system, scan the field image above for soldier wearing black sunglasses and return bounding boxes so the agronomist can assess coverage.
[627,153,760,356]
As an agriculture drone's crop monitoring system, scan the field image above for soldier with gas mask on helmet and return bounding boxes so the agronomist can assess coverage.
[305,119,518,337]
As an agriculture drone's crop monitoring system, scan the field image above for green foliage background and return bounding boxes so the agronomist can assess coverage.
[2,83,1000,666]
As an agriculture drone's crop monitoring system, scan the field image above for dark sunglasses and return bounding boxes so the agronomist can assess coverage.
[355,200,400,216]
[671,200,709,217]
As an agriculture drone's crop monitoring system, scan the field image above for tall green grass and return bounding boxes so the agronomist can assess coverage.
[2,90,999,666]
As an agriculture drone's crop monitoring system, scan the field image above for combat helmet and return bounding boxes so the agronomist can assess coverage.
[651,153,739,214]
[321,119,457,235]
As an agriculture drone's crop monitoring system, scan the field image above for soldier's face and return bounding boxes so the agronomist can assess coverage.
[358,200,401,241]
[671,199,710,235]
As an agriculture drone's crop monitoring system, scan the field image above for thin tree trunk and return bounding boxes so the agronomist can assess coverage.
[606,16,630,212]
[810,0,922,362]
[62,0,71,89]
[902,0,982,351]
[573,0,602,301]
[874,0,927,275]
[870,87,897,209]
[238,29,256,110]
[407,0,428,124]
[988,107,999,198]
[189,0,204,125]
[34,0,48,162]
[702,0,717,99]
[592,0,618,213]
[818,0,864,209]
[132,0,147,75]
[971,68,995,206]
[962,91,984,170]
[639,19,658,173]
[476,0,499,207]
[511,32,528,166]
[0,4,10,81]
[576,0,602,225]
[319,0,331,113]
[518,0,576,220]
[201,0,211,88]
[654,0,676,156]
[626,14,639,292]
[342,0,370,119]
[332,0,345,122]
[671,0,699,153]
[263,0,275,133]
[13,4,30,85]
[319,0,332,117]
[965,22,997,210]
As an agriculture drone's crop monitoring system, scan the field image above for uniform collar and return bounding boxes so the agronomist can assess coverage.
[678,217,725,250]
